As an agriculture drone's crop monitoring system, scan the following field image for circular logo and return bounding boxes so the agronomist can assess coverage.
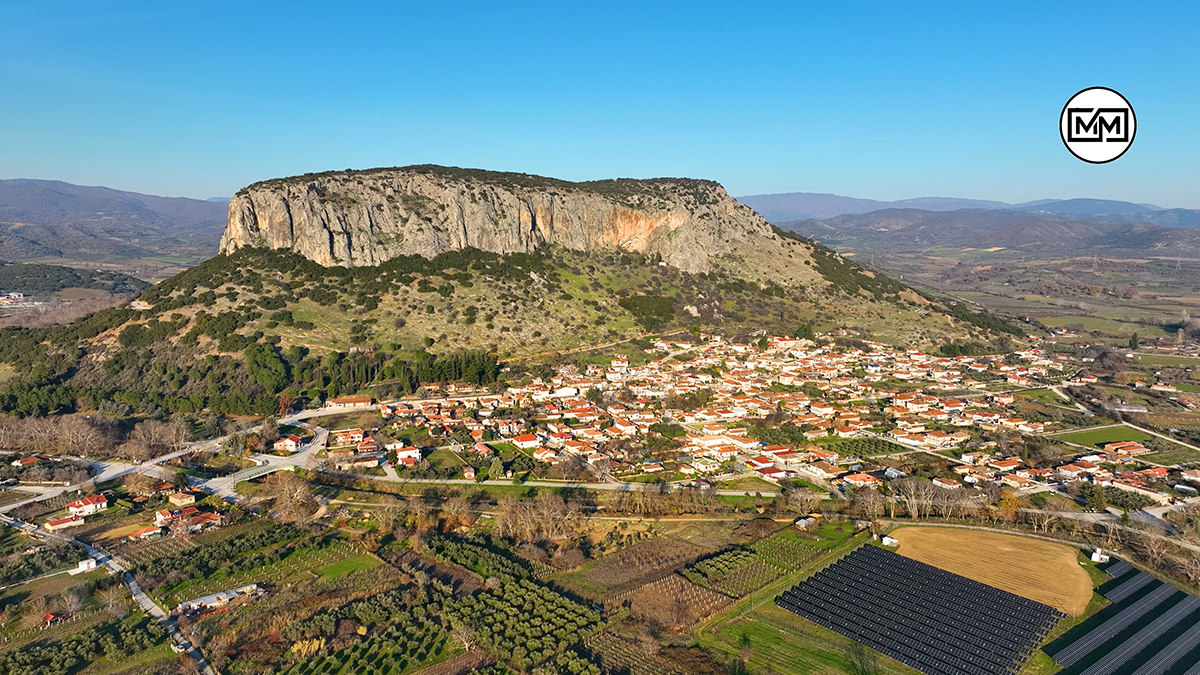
[1060,87,1136,164]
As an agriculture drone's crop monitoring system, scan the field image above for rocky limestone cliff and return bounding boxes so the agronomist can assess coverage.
[219,165,772,272]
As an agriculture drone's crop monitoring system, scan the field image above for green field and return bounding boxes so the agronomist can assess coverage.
[1019,388,1069,405]
[1138,354,1200,366]
[1142,446,1200,466]
[426,449,466,468]
[1056,426,1153,448]
[315,554,380,579]
[1176,383,1200,393]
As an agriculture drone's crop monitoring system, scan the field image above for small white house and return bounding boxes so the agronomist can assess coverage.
[69,558,98,575]
[881,536,899,547]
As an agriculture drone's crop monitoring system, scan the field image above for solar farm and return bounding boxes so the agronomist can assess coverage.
[775,545,1063,675]
[1046,558,1200,675]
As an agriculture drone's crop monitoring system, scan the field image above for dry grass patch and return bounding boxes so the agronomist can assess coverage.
[892,526,1092,615]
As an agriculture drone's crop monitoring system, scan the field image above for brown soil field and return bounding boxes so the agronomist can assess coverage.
[583,538,708,592]
[620,574,733,630]
[892,527,1093,615]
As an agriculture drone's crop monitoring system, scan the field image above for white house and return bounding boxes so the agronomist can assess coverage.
[66,494,108,517]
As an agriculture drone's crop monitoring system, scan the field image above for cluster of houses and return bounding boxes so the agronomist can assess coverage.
[42,483,228,540]
[326,425,420,471]
[311,332,1196,504]
[44,493,111,532]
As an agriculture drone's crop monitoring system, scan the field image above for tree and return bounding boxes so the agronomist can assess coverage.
[893,477,935,520]
[264,471,317,522]
[997,490,1020,521]
[853,488,884,520]
[489,457,505,480]
[786,488,824,514]
[1086,484,1108,511]
[1129,333,1140,350]
[442,495,473,530]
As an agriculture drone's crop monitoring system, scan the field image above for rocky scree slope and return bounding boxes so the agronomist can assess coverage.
[220,165,771,273]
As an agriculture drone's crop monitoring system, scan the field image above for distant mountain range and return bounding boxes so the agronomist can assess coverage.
[737,191,1200,228]
[779,208,1200,256]
[0,179,228,264]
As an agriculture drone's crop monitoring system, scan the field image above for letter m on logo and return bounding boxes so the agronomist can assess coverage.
[1068,108,1129,142]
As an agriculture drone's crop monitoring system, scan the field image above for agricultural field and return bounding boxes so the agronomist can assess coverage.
[696,529,915,675]
[563,538,712,601]
[1141,445,1200,465]
[586,631,688,675]
[0,488,38,507]
[717,476,781,492]
[680,531,823,599]
[890,526,1093,615]
[713,603,920,675]
[754,529,823,566]
[276,608,459,675]
[618,574,734,630]
[1055,425,1153,448]
[1137,354,1200,366]
[315,554,381,579]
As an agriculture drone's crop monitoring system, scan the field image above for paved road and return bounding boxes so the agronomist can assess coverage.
[0,515,215,674]
[207,427,328,497]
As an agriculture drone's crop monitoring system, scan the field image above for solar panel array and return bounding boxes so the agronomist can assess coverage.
[775,545,1063,675]
[1048,558,1200,675]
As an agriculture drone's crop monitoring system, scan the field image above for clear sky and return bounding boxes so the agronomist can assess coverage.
[2,1,1198,206]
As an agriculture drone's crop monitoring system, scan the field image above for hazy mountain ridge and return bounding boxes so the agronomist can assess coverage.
[737,191,1197,227]
[0,179,228,263]
[780,207,1200,255]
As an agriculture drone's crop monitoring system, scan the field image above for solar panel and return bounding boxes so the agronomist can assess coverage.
[775,545,1061,675]
[1105,570,1156,603]
[1130,611,1200,675]
[1106,559,1134,578]
[1182,656,1200,675]
[1052,583,1178,667]
[1079,595,1200,675]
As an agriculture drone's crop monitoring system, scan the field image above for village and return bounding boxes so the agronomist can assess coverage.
[300,332,1200,518]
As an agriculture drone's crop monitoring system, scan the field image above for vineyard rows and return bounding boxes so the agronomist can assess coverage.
[586,632,686,675]
[753,534,818,569]
[584,539,707,590]
[710,560,785,597]
[624,575,733,630]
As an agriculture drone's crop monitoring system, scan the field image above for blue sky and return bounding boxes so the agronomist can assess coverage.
[2,1,1198,206]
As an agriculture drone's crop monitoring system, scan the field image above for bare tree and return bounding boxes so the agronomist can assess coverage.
[442,495,473,531]
[893,477,935,520]
[1136,533,1172,568]
[787,488,825,515]
[264,471,317,522]
[854,488,885,520]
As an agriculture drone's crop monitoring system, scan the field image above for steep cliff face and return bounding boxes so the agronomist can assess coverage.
[219,165,772,272]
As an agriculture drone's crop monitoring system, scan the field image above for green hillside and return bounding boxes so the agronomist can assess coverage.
[0,238,1024,417]
[0,262,150,295]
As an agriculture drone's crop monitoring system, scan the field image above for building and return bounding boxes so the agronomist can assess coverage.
[332,428,365,446]
[511,433,541,450]
[326,395,373,409]
[273,435,302,453]
[44,515,86,532]
[169,491,198,507]
[66,494,108,517]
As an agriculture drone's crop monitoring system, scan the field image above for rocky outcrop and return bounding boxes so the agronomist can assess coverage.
[219,165,771,272]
